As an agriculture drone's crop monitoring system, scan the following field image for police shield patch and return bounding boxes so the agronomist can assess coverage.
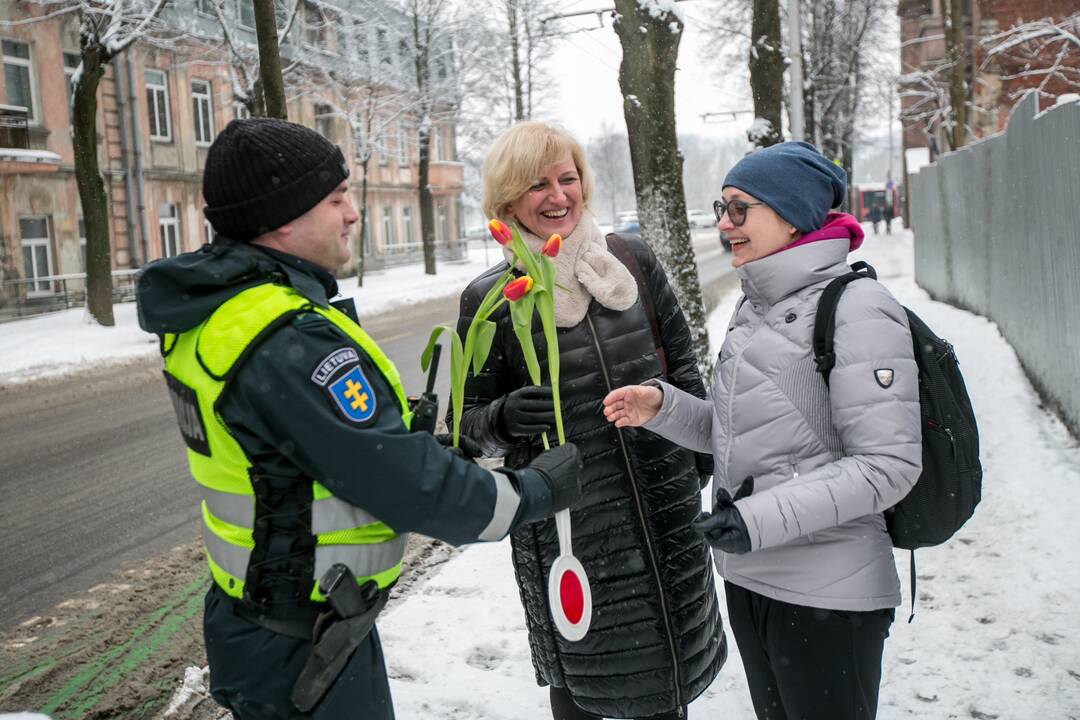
[874,368,895,388]
[327,366,377,423]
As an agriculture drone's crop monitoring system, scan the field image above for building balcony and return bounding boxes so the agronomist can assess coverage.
[428,160,464,192]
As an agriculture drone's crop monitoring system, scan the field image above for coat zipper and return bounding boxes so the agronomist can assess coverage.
[585,314,684,717]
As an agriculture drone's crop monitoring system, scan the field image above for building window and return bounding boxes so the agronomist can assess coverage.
[79,217,87,270]
[63,52,80,114]
[329,10,346,55]
[438,202,448,245]
[398,38,410,76]
[361,211,372,255]
[382,205,395,250]
[396,119,409,166]
[234,101,251,120]
[237,0,256,29]
[352,20,369,67]
[2,39,36,122]
[192,79,214,145]
[159,203,181,258]
[431,124,441,162]
[314,103,333,140]
[376,27,391,67]
[146,69,171,140]
[304,1,326,49]
[195,0,216,16]
[19,216,53,295]
[402,206,414,245]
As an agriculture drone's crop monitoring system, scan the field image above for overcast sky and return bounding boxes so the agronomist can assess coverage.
[540,0,902,161]
[542,0,752,144]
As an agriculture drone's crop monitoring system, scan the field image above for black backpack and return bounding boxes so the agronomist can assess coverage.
[812,261,982,619]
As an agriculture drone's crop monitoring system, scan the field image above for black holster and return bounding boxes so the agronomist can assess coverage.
[290,564,391,713]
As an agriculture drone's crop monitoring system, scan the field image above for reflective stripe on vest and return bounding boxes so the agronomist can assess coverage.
[163,281,411,603]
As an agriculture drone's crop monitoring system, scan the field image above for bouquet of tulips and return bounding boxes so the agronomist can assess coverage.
[421,218,592,641]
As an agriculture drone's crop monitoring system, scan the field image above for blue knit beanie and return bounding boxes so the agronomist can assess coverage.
[722,141,846,233]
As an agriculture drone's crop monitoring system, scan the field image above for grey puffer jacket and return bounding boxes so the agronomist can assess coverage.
[645,236,922,611]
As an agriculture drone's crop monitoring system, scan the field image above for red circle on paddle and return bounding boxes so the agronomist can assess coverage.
[559,569,584,624]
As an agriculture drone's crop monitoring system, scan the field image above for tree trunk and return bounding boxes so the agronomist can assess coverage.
[749,0,784,147]
[418,123,436,275]
[507,0,525,120]
[945,0,967,149]
[73,45,114,327]
[254,0,287,119]
[356,157,370,287]
[613,0,712,377]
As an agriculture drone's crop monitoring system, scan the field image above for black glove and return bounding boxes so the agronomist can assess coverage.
[435,433,484,462]
[692,503,751,554]
[508,443,583,524]
[498,385,556,438]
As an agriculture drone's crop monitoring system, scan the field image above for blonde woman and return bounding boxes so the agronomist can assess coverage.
[451,121,726,720]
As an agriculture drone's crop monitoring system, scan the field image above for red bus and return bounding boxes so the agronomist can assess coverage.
[852,182,901,223]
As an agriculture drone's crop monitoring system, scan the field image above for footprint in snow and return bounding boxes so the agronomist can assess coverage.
[466,642,507,671]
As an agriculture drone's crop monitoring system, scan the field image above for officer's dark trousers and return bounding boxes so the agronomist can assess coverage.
[725,581,894,720]
[203,585,394,719]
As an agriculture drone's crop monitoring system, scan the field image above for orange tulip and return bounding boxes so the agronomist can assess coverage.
[503,275,534,301]
[488,219,513,246]
[541,234,562,258]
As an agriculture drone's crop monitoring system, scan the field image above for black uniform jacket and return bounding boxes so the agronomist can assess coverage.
[137,239,539,619]
[453,235,726,718]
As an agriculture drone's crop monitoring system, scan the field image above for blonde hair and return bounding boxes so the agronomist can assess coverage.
[481,121,594,223]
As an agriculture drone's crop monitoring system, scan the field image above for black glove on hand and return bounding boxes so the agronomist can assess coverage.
[692,503,751,554]
[498,385,556,438]
[434,433,484,462]
[516,444,578,518]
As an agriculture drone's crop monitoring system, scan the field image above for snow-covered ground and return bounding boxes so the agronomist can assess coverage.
[376,228,1080,718]
[3,228,1079,718]
[0,244,504,385]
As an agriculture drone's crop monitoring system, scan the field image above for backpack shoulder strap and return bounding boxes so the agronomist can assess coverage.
[812,261,877,387]
[606,233,668,376]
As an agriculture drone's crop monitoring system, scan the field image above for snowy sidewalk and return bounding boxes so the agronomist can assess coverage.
[0,245,502,385]
[378,228,1080,719]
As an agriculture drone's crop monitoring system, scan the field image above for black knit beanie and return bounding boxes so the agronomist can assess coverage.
[202,118,349,240]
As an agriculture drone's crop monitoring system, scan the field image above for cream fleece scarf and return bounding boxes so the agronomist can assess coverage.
[502,210,638,327]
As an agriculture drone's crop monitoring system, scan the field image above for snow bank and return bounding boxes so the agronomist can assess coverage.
[0,246,501,385]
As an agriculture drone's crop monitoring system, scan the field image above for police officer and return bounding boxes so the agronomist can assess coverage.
[136,118,582,719]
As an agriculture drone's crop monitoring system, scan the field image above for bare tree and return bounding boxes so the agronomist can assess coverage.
[12,0,170,326]
[612,0,711,375]
[748,0,783,147]
[981,13,1080,104]
[587,123,633,224]
[209,0,301,116]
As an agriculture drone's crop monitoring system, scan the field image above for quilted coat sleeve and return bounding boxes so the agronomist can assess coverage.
[450,269,520,457]
[637,239,715,478]
[735,279,923,550]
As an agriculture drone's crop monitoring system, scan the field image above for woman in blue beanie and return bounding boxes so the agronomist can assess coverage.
[603,141,921,720]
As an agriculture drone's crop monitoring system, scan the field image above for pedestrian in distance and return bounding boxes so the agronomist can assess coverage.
[883,199,894,234]
[869,202,882,234]
[603,140,922,720]
[453,120,726,720]
[135,117,584,720]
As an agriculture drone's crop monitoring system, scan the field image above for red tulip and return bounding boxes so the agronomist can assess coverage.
[488,219,513,246]
[541,234,562,258]
[503,275,534,301]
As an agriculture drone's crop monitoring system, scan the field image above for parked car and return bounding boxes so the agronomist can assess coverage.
[687,209,714,228]
[614,211,640,235]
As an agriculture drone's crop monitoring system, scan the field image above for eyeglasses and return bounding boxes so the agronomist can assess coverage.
[713,199,764,226]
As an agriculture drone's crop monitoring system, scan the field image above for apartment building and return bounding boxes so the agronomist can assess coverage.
[0,0,465,311]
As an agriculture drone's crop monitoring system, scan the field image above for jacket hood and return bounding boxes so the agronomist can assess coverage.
[136,241,276,335]
[785,211,864,253]
[136,240,339,335]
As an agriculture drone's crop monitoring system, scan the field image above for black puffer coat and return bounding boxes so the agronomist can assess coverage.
[454,235,726,718]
